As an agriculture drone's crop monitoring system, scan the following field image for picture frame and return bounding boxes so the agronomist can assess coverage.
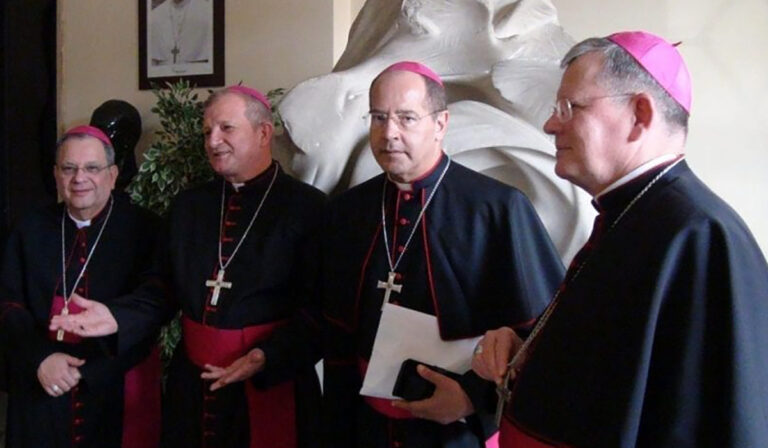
[138,0,224,90]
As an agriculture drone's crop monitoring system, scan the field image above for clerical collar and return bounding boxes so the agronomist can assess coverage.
[227,161,278,193]
[596,154,681,200]
[67,212,91,229]
[388,179,412,191]
[388,152,448,191]
[65,197,114,229]
[594,155,685,214]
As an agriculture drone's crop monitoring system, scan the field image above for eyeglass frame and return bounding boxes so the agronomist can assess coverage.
[56,163,114,177]
[363,109,446,130]
[551,93,636,123]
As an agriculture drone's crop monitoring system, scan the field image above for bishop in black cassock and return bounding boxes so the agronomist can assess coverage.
[322,62,564,448]
[475,31,768,448]
[0,127,163,448]
[159,161,325,448]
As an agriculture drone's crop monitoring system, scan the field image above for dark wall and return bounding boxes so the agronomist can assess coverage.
[0,0,57,395]
[1,0,58,242]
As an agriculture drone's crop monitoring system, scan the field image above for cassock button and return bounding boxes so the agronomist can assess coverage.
[80,242,86,248]
[393,441,403,448]
[74,435,84,444]
[397,245,405,253]
[395,273,403,281]
[78,257,86,263]
[398,218,409,226]
[74,418,84,426]
[402,193,413,201]
[74,401,85,409]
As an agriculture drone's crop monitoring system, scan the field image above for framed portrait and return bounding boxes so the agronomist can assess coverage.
[138,0,224,90]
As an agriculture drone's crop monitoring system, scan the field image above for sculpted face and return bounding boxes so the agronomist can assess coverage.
[543,52,635,196]
[368,70,448,183]
[203,92,273,183]
[54,136,117,220]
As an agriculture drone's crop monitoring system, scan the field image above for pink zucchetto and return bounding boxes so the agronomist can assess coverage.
[380,61,444,87]
[226,85,271,111]
[64,125,113,147]
[608,31,692,113]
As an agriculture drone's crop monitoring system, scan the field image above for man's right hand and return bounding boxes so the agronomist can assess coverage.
[49,293,118,337]
[471,327,524,385]
[37,353,85,397]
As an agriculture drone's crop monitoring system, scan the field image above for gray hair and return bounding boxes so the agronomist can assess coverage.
[563,37,689,132]
[55,133,116,165]
[369,71,447,117]
[204,88,273,128]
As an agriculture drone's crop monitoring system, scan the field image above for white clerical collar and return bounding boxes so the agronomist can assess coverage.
[67,211,91,229]
[391,180,413,191]
[596,154,683,200]
[231,182,245,192]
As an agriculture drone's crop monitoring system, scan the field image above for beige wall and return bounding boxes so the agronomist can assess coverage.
[59,0,336,152]
[58,0,767,253]
[553,0,768,253]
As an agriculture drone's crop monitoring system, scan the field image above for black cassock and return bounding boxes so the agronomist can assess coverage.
[0,195,162,448]
[505,161,768,447]
[156,163,326,448]
[322,154,565,448]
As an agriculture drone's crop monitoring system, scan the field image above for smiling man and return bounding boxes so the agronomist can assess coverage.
[472,31,768,447]
[321,62,564,448]
[0,125,163,448]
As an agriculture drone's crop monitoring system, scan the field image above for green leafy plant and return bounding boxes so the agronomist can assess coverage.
[128,80,214,216]
[126,80,286,363]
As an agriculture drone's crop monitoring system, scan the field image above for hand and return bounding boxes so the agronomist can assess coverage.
[49,293,118,336]
[391,365,474,424]
[471,327,524,385]
[37,353,85,397]
[201,348,266,392]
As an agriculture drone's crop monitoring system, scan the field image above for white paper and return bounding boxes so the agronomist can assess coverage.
[360,303,481,399]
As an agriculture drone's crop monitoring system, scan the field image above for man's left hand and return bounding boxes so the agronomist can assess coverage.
[391,364,474,424]
[201,348,266,392]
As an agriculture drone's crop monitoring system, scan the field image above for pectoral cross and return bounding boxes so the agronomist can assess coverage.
[205,269,232,306]
[377,271,402,309]
[171,45,180,64]
[56,306,69,342]
[494,365,514,427]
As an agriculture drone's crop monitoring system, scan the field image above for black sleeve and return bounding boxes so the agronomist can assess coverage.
[249,192,326,387]
[108,214,176,354]
[0,227,56,379]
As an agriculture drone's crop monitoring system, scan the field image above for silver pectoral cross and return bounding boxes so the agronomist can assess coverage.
[377,271,402,309]
[494,365,514,427]
[205,269,232,306]
[56,306,70,342]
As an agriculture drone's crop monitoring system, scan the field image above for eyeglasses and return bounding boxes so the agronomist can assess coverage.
[551,94,635,123]
[364,109,445,130]
[57,164,113,177]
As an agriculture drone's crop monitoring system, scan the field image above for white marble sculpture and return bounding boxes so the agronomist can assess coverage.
[277,0,593,262]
